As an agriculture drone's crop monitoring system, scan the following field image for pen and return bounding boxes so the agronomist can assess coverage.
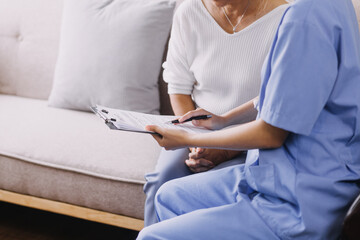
[170,115,212,124]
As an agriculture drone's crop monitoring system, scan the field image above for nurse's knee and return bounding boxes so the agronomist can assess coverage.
[137,225,159,240]
[154,179,180,210]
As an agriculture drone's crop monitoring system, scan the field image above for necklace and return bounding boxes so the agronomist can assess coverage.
[222,0,250,34]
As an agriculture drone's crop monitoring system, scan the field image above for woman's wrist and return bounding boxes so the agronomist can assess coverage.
[219,114,231,129]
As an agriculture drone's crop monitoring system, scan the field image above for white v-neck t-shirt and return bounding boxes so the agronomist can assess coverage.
[163,0,288,115]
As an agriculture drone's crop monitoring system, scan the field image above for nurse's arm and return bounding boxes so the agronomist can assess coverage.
[146,119,289,151]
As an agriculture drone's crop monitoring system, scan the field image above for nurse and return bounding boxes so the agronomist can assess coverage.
[137,0,360,239]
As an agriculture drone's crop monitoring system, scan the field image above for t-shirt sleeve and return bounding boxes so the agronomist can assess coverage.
[162,11,196,95]
[260,22,338,135]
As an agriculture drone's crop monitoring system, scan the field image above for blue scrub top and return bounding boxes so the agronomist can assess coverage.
[245,0,360,238]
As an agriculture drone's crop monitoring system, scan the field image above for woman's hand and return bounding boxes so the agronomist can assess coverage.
[185,148,241,173]
[179,108,225,130]
[145,125,192,150]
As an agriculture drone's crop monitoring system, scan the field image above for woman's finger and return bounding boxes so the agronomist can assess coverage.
[185,159,203,169]
[189,151,203,159]
[188,147,206,159]
[178,108,209,123]
[198,158,214,168]
[186,158,213,169]
[196,147,205,154]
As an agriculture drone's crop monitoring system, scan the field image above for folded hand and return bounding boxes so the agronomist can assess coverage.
[185,148,240,173]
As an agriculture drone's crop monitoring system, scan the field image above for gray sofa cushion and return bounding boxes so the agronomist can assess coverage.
[0,95,162,218]
[0,155,146,219]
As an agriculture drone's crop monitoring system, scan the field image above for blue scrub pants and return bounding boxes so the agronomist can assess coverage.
[143,148,246,226]
[138,165,279,240]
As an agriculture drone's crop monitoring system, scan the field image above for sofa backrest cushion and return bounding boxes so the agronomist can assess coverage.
[0,0,182,114]
[48,0,175,114]
[0,0,63,99]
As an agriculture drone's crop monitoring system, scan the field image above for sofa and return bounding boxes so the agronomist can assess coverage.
[0,0,359,234]
[0,0,183,231]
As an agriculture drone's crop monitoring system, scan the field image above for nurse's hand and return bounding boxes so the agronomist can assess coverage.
[179,108,225,130]
[145,125,192,151]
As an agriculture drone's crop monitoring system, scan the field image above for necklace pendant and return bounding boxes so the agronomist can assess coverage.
[222,0,250,35]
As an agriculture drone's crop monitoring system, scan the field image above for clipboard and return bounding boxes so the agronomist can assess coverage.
[91,105,213,136]
[90,106,161,135]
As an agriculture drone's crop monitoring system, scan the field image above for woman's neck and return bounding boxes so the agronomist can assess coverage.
[215,0,250,18]
[203,0,287,34]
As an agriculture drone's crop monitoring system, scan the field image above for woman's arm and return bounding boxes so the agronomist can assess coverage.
[170,94,196,116]
[222,96,259,127]
[179,97,259,129]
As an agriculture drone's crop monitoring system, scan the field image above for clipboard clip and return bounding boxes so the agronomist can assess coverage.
[90,107,116,123]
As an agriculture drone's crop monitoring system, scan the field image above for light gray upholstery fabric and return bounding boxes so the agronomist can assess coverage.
[0,95,165,219]
[0,0,63,99]
[0,155,145,219]
[0,95,161,183]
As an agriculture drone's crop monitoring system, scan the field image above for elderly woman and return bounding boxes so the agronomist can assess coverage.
[143,0,289,226]
[140,0,360,238]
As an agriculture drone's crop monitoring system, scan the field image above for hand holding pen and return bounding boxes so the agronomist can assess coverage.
[169,114,212,124]
[172,108,225,130]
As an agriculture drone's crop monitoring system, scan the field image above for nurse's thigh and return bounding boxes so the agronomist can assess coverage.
[137,200,280,240]
[211,151,246,171]
[154,164,247,220]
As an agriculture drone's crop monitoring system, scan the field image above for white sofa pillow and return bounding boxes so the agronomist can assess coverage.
[48,0,175,114]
